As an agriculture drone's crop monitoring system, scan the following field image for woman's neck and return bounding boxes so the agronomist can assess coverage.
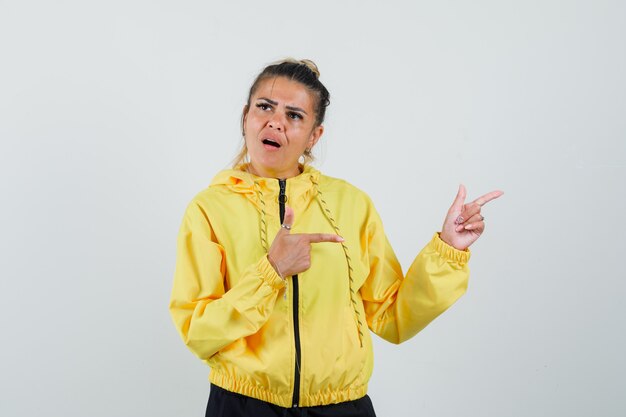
[246,162,302,179]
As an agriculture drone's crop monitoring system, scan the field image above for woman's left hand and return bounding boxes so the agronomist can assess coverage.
[439,185,504,251]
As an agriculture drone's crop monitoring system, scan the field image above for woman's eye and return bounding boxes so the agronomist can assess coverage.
[256,103,271,111]
[288,112,303,120]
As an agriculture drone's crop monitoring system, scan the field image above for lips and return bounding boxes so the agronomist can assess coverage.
[262,138,281,148]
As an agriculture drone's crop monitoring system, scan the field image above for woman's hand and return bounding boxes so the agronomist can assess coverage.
[439,185,504,251]
[268,206,344,277]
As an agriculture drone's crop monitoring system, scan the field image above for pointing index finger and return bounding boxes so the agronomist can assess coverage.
[473,190,504,206]
[304,233,345,243]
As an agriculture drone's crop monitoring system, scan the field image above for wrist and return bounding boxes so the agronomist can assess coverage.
[438,231,453,247]
[267,255,285,281]
[433,232,471,265]
[438,231,468,252]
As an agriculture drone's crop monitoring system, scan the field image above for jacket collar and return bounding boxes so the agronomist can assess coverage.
[210,163,321,209]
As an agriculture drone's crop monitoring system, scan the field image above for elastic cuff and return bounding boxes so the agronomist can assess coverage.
[256,255,287,290]
[431,232,471,265]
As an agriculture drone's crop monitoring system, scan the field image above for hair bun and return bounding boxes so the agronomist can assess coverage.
[270,57,321,79]
[298,59,320,79]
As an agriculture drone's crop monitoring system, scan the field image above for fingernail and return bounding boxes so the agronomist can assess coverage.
[464,224,473,230]
[455,216,464,224]
[455,225,464,232]
[338,236,345,242]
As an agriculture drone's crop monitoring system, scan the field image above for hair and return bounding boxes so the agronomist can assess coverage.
[232,58,331,168]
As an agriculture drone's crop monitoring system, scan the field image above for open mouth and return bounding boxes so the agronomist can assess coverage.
[262,139,281,148]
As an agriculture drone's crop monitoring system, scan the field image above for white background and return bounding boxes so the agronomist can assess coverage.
[1,1,624,416]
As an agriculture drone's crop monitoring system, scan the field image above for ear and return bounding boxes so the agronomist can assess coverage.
[307,124,324,149]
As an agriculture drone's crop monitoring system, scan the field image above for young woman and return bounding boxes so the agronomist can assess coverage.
[169,59,503,416]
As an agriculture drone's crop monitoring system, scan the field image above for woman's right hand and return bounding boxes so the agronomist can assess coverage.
[268,206,344,278]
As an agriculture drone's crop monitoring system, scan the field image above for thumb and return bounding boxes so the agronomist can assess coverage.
[281,206,294,232]
[450,184,466,213]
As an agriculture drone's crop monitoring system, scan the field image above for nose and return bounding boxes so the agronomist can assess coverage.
[267,115,284,131]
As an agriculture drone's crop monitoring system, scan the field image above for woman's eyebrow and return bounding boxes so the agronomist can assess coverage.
[286,105,307,115]
[257,97,308,115]
[257,97,277,105]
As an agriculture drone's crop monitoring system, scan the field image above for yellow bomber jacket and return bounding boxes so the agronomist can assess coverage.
[169,164,470,407]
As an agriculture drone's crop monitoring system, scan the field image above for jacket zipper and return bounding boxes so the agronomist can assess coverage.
[278,178,301,408]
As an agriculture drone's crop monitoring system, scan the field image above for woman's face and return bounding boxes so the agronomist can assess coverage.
[243,76,323,179]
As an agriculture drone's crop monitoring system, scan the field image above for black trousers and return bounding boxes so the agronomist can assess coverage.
[206,384,377,417]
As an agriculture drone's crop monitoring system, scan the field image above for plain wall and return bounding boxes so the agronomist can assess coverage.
[1,1,624,416]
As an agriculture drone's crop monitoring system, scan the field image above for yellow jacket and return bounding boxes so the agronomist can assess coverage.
[169,165,470,407]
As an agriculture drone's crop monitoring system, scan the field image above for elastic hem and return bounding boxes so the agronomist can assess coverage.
[256,255,286,290]
[209,369,368,408]
[300,382,368,407]
[431,232,471,266]
[210,370,287,407]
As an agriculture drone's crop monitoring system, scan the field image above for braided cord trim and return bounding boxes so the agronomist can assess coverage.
[253,181,269,253]
[310,177,364,348]
[254,181,289,299]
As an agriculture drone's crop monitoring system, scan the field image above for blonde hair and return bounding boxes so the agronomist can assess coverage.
[232,58,330,168]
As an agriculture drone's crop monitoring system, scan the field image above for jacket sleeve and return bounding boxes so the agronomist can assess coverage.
[360,200,470,344]
[168,200,286,361]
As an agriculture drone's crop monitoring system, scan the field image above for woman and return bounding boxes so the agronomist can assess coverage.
[169,59,503,416]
